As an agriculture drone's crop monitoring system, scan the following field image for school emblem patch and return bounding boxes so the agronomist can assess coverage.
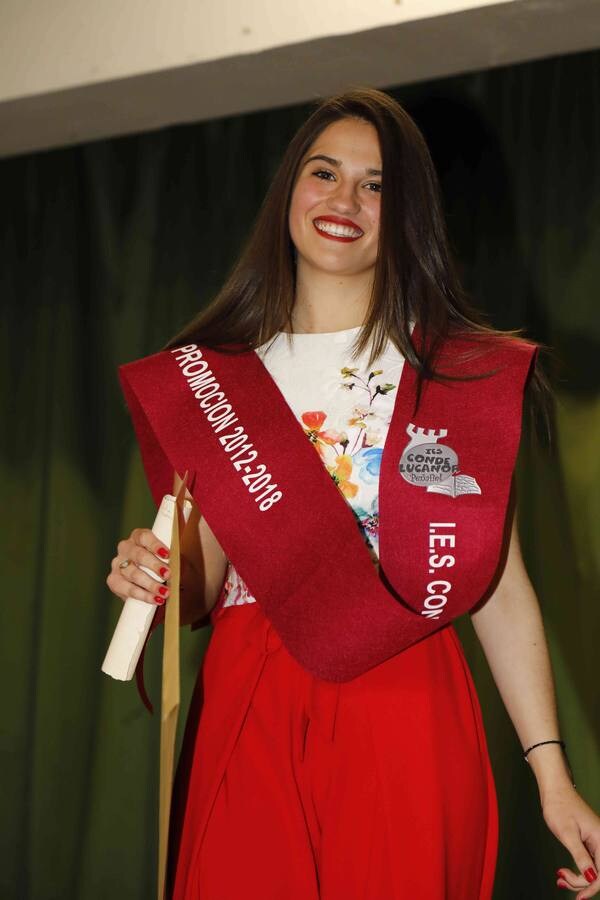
[398,423,482,497]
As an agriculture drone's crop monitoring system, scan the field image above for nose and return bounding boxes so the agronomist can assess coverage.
[328,181,360,216]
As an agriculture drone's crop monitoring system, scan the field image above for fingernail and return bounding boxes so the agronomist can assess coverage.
[557,869,566,878]
[157,548,169,559]
[556,880,569,890]
[585,868,598,883]
[158,585,168,596]
[159,566,169,578]
[155,595,165,605]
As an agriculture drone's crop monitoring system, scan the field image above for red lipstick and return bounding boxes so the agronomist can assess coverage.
[312,215,364,243]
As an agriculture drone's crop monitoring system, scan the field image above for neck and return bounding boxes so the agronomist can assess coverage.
[291,258,373,333]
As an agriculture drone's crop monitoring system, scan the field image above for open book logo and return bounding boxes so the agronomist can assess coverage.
[398,423,482,497]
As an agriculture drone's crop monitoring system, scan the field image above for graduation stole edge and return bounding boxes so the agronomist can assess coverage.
[118,324,537,682]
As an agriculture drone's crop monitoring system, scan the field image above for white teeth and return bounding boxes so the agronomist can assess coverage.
[314,220,363,238]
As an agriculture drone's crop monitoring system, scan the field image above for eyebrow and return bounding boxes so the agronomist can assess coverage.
[303,153,382,177]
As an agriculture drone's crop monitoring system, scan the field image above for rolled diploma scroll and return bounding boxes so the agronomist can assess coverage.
[101,494,192,681]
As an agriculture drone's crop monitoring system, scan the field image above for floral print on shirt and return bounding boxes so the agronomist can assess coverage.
[222,360,398,607]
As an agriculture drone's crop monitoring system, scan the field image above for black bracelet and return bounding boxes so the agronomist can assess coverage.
[523,739,576,788]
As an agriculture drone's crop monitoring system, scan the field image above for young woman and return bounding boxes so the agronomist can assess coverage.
[107,88,600,899]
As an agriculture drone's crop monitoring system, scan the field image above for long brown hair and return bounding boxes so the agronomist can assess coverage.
[162,86,553,440]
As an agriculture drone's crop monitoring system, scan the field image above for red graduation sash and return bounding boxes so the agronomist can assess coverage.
[118,325,536,682]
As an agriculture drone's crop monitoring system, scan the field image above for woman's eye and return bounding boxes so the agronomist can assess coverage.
[312,170,381,193]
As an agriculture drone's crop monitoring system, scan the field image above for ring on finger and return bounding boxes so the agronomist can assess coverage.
[118,558,132,569]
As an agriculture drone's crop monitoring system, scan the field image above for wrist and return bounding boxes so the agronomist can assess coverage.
[539,776,578,809]
[524,742,575,803]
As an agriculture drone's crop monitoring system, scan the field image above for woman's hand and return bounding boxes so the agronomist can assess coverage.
[106,528,171,607]
[543,784,600,897]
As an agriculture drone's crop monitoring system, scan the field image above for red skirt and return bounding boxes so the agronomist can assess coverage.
[167,600,498,899]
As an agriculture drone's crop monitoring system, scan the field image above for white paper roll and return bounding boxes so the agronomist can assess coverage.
[101,494,192,681]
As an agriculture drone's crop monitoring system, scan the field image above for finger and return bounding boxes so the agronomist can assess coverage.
[575,862,600,899]
[115,566,169,606]
[109,556,170,605]
[124,533,171,584]
[588,834,600,881]
[117,537,136,559]
[120,558,170,595]
[557,868,588,890]
[560,826,600,891]
[132,527,170,563]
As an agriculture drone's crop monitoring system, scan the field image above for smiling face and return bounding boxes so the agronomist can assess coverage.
[288,117,382,278]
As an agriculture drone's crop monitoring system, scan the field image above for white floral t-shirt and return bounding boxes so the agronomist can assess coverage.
[221,324,408,607]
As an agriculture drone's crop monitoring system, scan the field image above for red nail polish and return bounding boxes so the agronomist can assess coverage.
[159,566,169,578]
[585,867,598,883]
[158,585,168,596]
[155,595,165,605]
[557,869,566,879]
[157,548,169,559]
[556,880,568,890]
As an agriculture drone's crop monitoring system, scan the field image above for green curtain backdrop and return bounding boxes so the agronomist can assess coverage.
[2,47,598,899]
